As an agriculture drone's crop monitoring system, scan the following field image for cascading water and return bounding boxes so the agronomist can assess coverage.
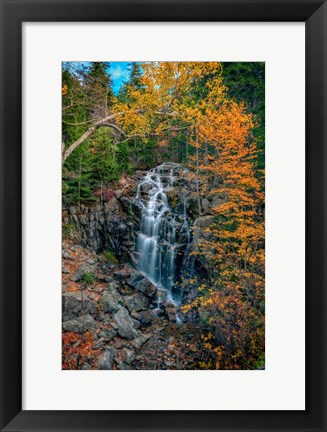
[134,163,192,305]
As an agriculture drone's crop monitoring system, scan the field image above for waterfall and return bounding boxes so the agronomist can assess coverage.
[134,163,191,304]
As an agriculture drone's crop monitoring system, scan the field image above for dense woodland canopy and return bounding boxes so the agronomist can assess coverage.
[62,62,265,369]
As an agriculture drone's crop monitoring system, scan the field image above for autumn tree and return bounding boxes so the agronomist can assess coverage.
[61,62,225,163]
[182,72,265,369]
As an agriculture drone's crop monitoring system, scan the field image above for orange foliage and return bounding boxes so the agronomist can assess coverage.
[62,84,68,96]
[62,330,101,370]
[116,62,264,368]
[181,71,265,369]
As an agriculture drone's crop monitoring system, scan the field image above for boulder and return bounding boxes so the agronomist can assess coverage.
[211,197,225,210]
[62,315,97,333]
[193,215,216,229]
[96,347,117,370]
[81,362,92,370]
[99,326,117,341]
[105,197,120,213]
[130,333,151,349]
[101,288,122,313]
[131,310,152,326]
[127,273,157,297]
[124,293,149,313]
[192,216,216,245]
[115,190,123,199]
[113,268,132,282]
[119,348,135,364]
[62,265,70,274]
[114,358,126,370]
[105,280,120,291]
[70,264,95,282]
[62,292,97,321]
[63,251,73,260]
[113,307,138,339]
[201,198,211,214]
[93,338,106,349]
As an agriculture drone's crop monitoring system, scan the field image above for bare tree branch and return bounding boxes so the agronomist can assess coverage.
[62,112,123,162]
[62,108,183,163]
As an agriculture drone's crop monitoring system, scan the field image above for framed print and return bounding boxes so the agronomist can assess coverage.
[0,0,326,431]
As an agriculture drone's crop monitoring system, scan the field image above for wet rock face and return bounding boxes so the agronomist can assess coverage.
[132,163,198,304]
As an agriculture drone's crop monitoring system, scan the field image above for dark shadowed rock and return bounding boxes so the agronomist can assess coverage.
[126,272,143,287]
[113,269,130,282]
[131,310,152,326]
[65,202,134,261]
[132,318,141,329]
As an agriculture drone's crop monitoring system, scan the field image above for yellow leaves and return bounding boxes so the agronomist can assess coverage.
[201,332,213,341]
[181,304,192,313]
[199,361,212,369]
[62,84,68,95]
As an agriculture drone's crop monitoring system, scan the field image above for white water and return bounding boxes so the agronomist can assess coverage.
[135,163,191,305]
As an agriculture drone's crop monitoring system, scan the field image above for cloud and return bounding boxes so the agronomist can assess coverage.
[110,64,129,80]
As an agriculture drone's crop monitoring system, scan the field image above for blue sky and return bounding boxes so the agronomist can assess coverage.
[65,61,131,94]
[109,62,130,93]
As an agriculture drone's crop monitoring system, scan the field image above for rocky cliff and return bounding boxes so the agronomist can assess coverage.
[62,164,222,369]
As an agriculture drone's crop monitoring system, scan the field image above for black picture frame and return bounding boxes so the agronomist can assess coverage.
[0,0,326,431]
